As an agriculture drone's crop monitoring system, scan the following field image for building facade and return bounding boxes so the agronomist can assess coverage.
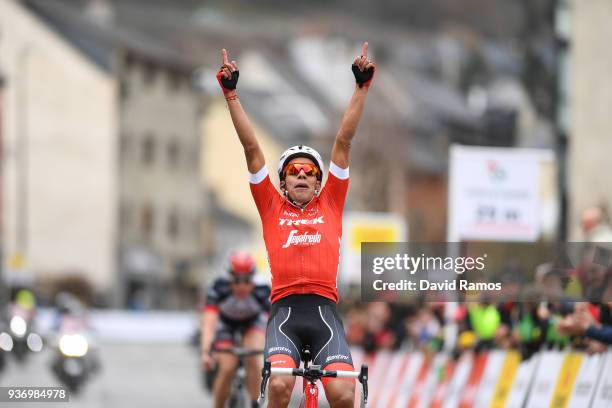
[567,0,612,239]
[0,0,206,308]
[117,52,204,309]
[0,0,118,293]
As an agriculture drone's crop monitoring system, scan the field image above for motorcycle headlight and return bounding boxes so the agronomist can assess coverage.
[59,334,88,357]
[0,332,13,351]
[27,333,43,352]
[10,316,27,338]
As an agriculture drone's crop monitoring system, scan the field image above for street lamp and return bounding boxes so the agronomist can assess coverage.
[0,71,6,310]
[16,46,31,268]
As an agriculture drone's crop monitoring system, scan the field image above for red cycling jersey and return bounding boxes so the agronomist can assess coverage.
[249,162,349,304]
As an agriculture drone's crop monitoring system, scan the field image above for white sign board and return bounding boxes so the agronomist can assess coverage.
[448,145,553,242]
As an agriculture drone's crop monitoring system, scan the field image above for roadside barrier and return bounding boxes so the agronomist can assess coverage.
[340,348,612,408]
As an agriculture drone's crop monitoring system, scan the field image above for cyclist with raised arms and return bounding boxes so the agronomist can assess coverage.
[216,42,375,408]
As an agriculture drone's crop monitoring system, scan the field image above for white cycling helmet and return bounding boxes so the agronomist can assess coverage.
[277,145,324,181]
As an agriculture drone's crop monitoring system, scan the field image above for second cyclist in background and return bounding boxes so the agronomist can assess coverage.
[201,251,270,408]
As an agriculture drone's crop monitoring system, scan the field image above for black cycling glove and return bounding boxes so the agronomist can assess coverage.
[216,69,239,93]
[352,64,375,88]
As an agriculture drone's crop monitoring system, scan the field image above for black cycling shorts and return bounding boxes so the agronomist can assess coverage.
[264,294,353,369]
[213,314,267,347]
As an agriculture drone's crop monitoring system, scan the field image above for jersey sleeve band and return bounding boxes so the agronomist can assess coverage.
[329,161,349,180]
[249,165,269,184]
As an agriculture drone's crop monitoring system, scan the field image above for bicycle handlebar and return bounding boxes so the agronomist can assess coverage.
[259,362,369,406]
[270,367,360,378]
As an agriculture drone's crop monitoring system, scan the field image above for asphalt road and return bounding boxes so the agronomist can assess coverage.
[0,342,211,408]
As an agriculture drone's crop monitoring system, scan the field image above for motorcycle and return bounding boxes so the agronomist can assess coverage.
[50,315,99,393]
[0,319,13,372]
[8,305,43,362]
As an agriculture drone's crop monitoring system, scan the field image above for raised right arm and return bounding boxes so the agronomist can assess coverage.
[217,49,265,173]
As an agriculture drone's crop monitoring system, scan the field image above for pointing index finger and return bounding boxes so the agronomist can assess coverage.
[361,42,369,58]
[221,48,229,65]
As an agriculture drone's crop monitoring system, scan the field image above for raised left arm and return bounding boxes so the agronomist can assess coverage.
[331,86,369,168]
[331,42,375,169]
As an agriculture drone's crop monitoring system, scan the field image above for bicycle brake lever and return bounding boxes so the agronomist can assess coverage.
[259,361,271,402]
[359,364,368,405]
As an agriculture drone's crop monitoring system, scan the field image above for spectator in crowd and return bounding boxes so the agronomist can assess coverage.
[534,266,573,349]
[558,275,612,347]
[581,206,612,243]
[510,287,548,359]
[345,305,367,346]
[465,300,501,351]
[404,305,442,352]
[362,302,396,352]
[345,302,398,352]
[561,244,611,301]
[495,267,525,349]
[600,277,612,325]
[557,307,611,347]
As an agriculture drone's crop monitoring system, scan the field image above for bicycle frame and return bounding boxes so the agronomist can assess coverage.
[303,378,318,408]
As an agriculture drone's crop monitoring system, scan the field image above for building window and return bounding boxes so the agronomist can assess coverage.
[168,71,182,92]
[141,204,154,241]
[191,144,200,168]
[167,139,180,168]
[120,76,130,100]
[120,201,131,230]
[167,210,180,241]
[143,62,157,86]
[124,54,135,71]
[120,132,131,161]
[142,133,156,165]
[193,215,201,242]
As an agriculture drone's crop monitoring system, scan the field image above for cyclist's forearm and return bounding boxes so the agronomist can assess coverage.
[201,311,219,352]
[332,86,369,167]
[226,92,265,173]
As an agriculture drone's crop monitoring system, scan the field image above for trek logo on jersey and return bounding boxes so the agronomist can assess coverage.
[326,354,350,362]
[278,216,324,226]
[282,230,322,248]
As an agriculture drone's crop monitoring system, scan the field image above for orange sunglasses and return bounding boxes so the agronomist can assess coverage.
[283,162,320,177]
